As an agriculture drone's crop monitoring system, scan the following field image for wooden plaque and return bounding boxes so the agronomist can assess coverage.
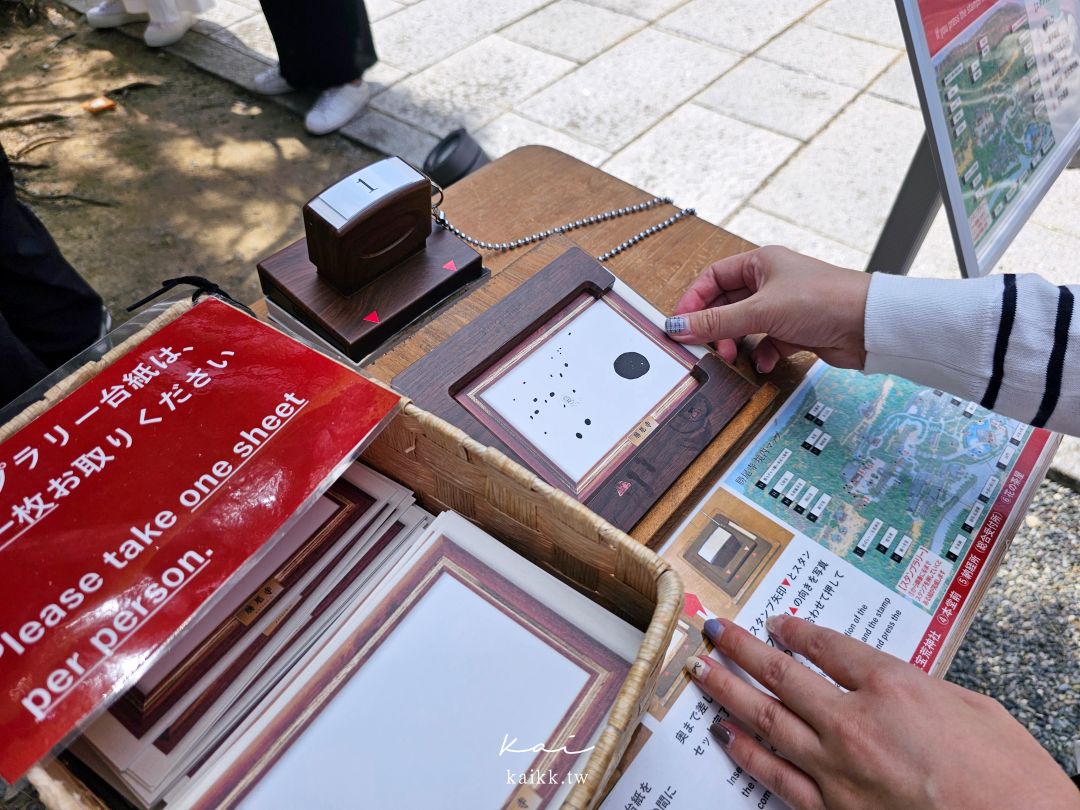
[393,247,757,531]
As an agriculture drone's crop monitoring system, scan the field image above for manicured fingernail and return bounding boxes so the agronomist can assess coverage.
[709,723,733,747]
[765,614,786,644]
[755,361,765,375]
[684,655,715,681]
[665,316,688,335]
[703,617,724,644]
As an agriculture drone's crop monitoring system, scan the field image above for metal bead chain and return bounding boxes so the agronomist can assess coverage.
[432,197,696,263]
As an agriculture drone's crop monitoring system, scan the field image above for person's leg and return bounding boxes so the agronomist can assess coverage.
[259,0,377,90]
[0,312,50,408]
[0,142,105,370]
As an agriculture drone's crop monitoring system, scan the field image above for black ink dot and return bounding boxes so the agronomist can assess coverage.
[534,409,539,414]
[614,351,650,380]
[549,392,555,397]
[576,432,583,439]
[585,419,592,425]
[533,398,538,402]
[564,363,569,367]
[572,389,576,393]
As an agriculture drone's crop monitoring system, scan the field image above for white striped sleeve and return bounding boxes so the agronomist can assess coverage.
[863,272,1080,436]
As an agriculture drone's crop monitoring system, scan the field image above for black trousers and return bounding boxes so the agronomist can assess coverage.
[0,142,104,407]
[260,0,378,90]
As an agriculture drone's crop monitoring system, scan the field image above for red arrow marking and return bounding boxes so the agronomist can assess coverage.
[782,577,791,587]
[683,592,704,618]
[364,310,380,324]
[788,606,798,615]
[443,260,457,271]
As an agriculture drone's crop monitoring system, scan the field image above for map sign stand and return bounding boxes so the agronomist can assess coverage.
[878,0,1080,278]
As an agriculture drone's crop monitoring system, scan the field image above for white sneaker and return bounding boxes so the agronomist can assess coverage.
[252,65,295,96]
[86,0,147,28]
[143,11,196,47]
[304,82,371,135]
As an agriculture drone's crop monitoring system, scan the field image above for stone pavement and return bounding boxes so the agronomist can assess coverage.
[61,0,1080,480]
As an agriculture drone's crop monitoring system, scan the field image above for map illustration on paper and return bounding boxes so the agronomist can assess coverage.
[722,363,1033,611]
[930,0,1080,250]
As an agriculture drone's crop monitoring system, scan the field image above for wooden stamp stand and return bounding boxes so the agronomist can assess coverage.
[258,157,483,361]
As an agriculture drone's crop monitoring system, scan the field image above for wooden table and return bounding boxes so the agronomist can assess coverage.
[373,146,1058,679]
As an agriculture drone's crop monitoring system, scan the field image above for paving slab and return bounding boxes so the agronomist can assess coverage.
[579,0,688,21]
[758,22,899,88]
[207,12,276,62]
[867,55,920,108]
[372,35,575,136]
[367,0,406,21]
[696,57,858,141]
[474,112,612,166]
[503,0,644,63]
[658,0,822,54]
[752,93,925,250]
[806,0,907,49]
[603,103,801,224]
[725,205,870,267]
[371,0,550,73]
[190,0,255,37]
[339,110,439,167]
[518,28,738,151]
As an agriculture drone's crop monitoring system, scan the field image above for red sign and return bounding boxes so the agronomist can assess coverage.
[0,299,400,780]
[917,0,1001,57]
[910,427,1051,672]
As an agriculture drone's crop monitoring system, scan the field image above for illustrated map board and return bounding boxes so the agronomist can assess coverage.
[599,361,1058,810]
[898,0,1080,276]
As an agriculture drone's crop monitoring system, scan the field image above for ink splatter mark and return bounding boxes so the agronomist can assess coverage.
[576,432,583,439]
[585,419,592,425]
[549,392,555,397]
[614,351,650,380]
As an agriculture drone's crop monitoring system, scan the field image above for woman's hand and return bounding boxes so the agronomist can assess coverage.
[664,246,871,373]
[685,614,1079,810]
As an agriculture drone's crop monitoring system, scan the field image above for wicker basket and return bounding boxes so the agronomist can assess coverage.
[13,300,683,810]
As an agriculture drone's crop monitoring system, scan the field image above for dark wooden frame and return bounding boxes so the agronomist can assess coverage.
[393,247,756,530]
[108,480,376,739]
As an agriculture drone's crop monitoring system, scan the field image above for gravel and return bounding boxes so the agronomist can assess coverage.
[946,475,1080,773]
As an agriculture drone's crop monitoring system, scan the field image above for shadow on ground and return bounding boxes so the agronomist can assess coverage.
[0,1,380,322]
